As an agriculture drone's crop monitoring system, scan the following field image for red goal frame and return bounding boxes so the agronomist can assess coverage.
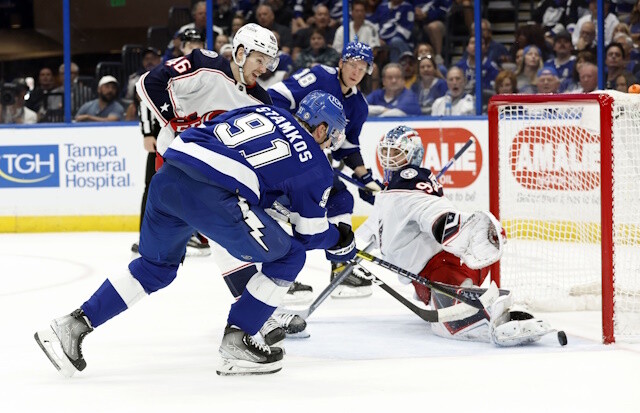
[487,93,615,343]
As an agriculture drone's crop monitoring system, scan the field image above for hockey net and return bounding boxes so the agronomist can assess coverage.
[488,91,640,343]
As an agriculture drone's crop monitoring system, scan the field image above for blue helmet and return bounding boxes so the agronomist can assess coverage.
[296,91,348,150]
[342,41,374,75]
[377,125,424,183]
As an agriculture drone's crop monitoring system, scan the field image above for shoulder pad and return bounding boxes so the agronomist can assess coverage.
[198,49,219,59]
[319,65,337,74]
[387,166,444,196]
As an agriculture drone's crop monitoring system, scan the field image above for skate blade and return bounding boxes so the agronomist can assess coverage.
[34,329,77,378]
[281,291,314,306]
[285,331,310,339]
[216,358,282,376]
[185,247,212,257]
[330,285,373,299]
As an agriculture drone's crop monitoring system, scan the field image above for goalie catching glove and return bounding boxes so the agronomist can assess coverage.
[326,223,356,262]
[353,169,383,205]
[433,210,505,270]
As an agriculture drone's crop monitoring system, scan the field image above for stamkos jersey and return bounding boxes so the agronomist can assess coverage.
[135,49,272,155]
[356,166,456,275]
[164,105,339,250]
[267,65,369,161]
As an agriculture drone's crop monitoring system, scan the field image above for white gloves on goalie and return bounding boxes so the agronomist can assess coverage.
[439,210,506,270]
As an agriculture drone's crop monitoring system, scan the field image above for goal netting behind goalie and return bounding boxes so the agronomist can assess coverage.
[488,91,640,343]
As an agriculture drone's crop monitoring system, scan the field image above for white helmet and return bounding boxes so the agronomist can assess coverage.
[232,23,279,73]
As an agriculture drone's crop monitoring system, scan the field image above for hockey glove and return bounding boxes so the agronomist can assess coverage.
[436,210,506,269]
[169,112,201,132]
[354,169,383,205]
[325,223,357,262]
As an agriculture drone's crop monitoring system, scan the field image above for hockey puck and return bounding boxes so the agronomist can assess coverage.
[557,330,568,346]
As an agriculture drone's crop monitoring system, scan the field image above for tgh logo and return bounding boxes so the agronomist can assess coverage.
[0,145,59,187]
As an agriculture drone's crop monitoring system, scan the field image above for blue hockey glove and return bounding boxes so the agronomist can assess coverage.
[325,223,356,262]
[354,169,383,205]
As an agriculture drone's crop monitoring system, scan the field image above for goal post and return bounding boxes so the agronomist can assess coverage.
[488,92,640,344]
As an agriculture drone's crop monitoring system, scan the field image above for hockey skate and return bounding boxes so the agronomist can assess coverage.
[273,312,310,339]
[330,262,373,298]
[259,316,286,348]
[217,325,283,376]
[186,232,211,257]
[34,309,93,378]
[281,281,314,305]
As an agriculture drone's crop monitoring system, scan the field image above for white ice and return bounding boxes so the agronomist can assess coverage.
[2,232,639,413]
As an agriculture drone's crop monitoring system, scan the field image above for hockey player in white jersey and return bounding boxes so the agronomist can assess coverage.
[356,125,555,346]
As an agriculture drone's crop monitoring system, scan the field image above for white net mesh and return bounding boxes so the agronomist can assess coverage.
[493,91,640,341]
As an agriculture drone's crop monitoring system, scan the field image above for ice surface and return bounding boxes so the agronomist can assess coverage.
[1,233,639,412]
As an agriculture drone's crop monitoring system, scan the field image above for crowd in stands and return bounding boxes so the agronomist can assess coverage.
[3,0,640,124]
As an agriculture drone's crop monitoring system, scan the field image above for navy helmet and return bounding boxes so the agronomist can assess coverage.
[342,40,374,75]
[296,91,348,150]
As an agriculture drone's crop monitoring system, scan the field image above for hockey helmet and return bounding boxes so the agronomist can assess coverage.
[377,125,424,183]
[180,28,204,43]
[232,23,279,72]
[341,40,374,75]
[296,91,348,150]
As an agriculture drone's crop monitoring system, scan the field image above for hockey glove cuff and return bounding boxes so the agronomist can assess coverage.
[354,169,383,205]
[325,223,356,262]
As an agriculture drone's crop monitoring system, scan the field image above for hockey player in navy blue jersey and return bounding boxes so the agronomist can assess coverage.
[268,40,384,299]
[34,91,356,377]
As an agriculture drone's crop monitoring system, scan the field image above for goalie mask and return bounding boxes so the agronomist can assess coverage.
[377,125,424,183]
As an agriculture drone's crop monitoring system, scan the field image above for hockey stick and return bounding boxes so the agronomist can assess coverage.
[275,242,374,320]
[355,249,499,311]
[333,170,375,193]
[354,264,481,323]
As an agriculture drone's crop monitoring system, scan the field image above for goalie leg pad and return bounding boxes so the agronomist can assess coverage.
[491,311,554,346]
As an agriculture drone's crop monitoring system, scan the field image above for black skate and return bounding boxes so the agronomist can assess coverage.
[186,232,211,257]
[273,312,310,339]
[217,325,283,376]
[282,281,313,305]
[330,262,373,298]
[34,309,93,377]
[259,316,286,348]
[131,242,139,253]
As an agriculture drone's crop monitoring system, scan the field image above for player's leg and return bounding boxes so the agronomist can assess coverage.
[35,165,193,377]
[326,178,372,298]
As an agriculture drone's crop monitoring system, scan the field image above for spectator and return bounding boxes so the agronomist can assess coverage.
[220,44,234,61]
[124,48,162,100]
[457,35,501,95]
[575,20,597,53]
[293,5,335,59]
[74,76,125,122]
[0,78,37,124]
[332,0,380,52]
[164,1,224,61]
[432,66,475,116]
[494,70,519,94]
[24,67,56,113]
[514,48,524,70]
[411,54,447,114]
[452,0,474,34]
[415,42,447,74]
[263,0,295,30]
[214,34,230,53]
[612,22,632,38]
[51,62,94,116]
[230,15,245,42]
[367,63,420,116]
[575,62,598,92]
[516,45,544,93]
[294,29,340,71]
[536,66,560,93]
[572,0,619,48]
[413,0,450,61]
[628,0,640,43]
[545,30,576,84]
[615,71,636,92]
[398,51,418,89]
[510,23,550,62]
[560,50,596,91]
[604,42,635,89]
[214,0,236,35]
[613,33,640,73]
[462,19,510,65]
[256,4,294,54]
[532,0,588,33]
[370,0,415,62]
